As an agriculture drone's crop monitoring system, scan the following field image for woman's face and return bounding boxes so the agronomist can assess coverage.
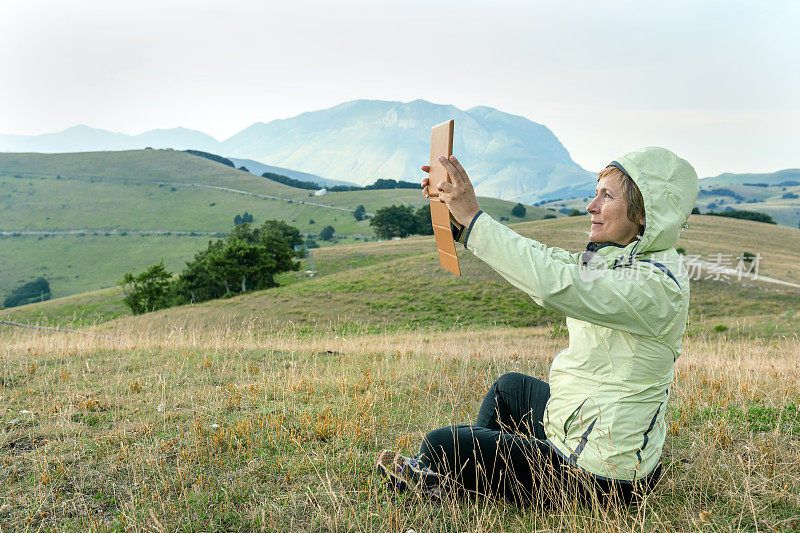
[585,175,643,245]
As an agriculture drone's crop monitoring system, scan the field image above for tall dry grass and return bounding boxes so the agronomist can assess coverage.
[1,318,798,531]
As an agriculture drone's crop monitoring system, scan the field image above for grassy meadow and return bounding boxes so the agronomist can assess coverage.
[1,212,799,530]
[1,314,799,531]
[0,150,554,302]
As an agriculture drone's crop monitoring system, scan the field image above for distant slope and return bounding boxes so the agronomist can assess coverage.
[0,150,554,301]
[700,169,800,187]
[228,157,356,188]
[4,214,798,336]
[0,125,221,153]
[539,178,800,229]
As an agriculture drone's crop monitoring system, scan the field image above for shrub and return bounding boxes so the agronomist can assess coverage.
[320,226,335,241]
[118,262,173,314]
[676,247,686,255]
[568,209,583,217]
[370,205,421,239]
[543,214,557,219]
[705,209,776,224]
[353,205,366,221]
[234,212,254,226]
[414,205,434,235]
[511,203,527,217]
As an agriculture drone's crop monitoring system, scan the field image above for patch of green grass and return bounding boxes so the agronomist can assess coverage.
[0,233,214,300]
[699,403,800,435]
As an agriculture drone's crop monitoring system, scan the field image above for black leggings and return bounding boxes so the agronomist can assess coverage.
[419,372,661,505]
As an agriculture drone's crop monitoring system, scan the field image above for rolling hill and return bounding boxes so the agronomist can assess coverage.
[0,150,556,302]
[4,213,798,339]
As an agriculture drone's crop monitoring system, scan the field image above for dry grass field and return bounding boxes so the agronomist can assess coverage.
[1,315,799,531]
[2,213,799,531]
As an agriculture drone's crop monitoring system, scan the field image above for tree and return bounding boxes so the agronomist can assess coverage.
[691,207,701,214]
[234,212,253,226]
[118,262,173,314]
[260,219,303,249]
[3,277,51,308]
[705,209,776,224]
[204,239,278,295]
[168,221,301,306]
[511,203,527,217]
[568,209,583,217]
[543,214,557,219]
[261,172,320,190]
[353,205,366,221]
[369,205,420,239]
[173,227,299,304]
[238,166,249,172]
[320,225,335,241]
[414,205,434,235]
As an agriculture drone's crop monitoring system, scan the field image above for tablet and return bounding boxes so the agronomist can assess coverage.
[428,119,461,276]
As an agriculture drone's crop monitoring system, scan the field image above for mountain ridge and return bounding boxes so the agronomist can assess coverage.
[0,99,595,202]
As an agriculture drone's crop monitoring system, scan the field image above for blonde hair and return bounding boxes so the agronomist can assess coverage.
[597,166,646,236]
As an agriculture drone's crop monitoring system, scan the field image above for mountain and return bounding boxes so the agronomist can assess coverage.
[221,99,595,202]
[0,125,221,153]
[0,99,596,202]
[227,157,357,188]
[699,169,800,187]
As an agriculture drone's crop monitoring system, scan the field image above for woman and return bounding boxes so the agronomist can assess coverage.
[376,146,699,505]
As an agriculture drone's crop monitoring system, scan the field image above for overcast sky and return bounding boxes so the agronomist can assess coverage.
[1,0,798,177]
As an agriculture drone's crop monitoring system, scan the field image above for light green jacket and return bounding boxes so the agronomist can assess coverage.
[460,147,699,481]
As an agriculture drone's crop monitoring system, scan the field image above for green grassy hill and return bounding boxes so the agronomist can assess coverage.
[5,214,799,338]
[0,150,555,302]
[539,181,800,229]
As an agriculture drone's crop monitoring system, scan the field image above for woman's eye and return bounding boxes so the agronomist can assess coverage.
[605,193,612,199]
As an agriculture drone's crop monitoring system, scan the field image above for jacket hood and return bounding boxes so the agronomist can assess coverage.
[584,147,699,266]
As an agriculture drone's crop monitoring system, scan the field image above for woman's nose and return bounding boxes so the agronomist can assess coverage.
[586,198,599,214]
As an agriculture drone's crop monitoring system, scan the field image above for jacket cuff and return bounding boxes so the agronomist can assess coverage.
[459,210,483,248]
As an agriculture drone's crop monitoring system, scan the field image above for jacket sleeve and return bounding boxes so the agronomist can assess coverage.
[465,213,683,338]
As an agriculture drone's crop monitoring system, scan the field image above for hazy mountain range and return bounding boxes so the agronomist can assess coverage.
[2,99,797,203]
[0,99,596,203]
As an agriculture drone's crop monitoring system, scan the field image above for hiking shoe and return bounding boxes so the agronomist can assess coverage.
[375,449,445,498]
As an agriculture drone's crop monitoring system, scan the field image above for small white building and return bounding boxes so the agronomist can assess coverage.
[314,188,327,196]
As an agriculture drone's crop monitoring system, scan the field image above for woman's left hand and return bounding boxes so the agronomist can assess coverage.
[421,155,481,227]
